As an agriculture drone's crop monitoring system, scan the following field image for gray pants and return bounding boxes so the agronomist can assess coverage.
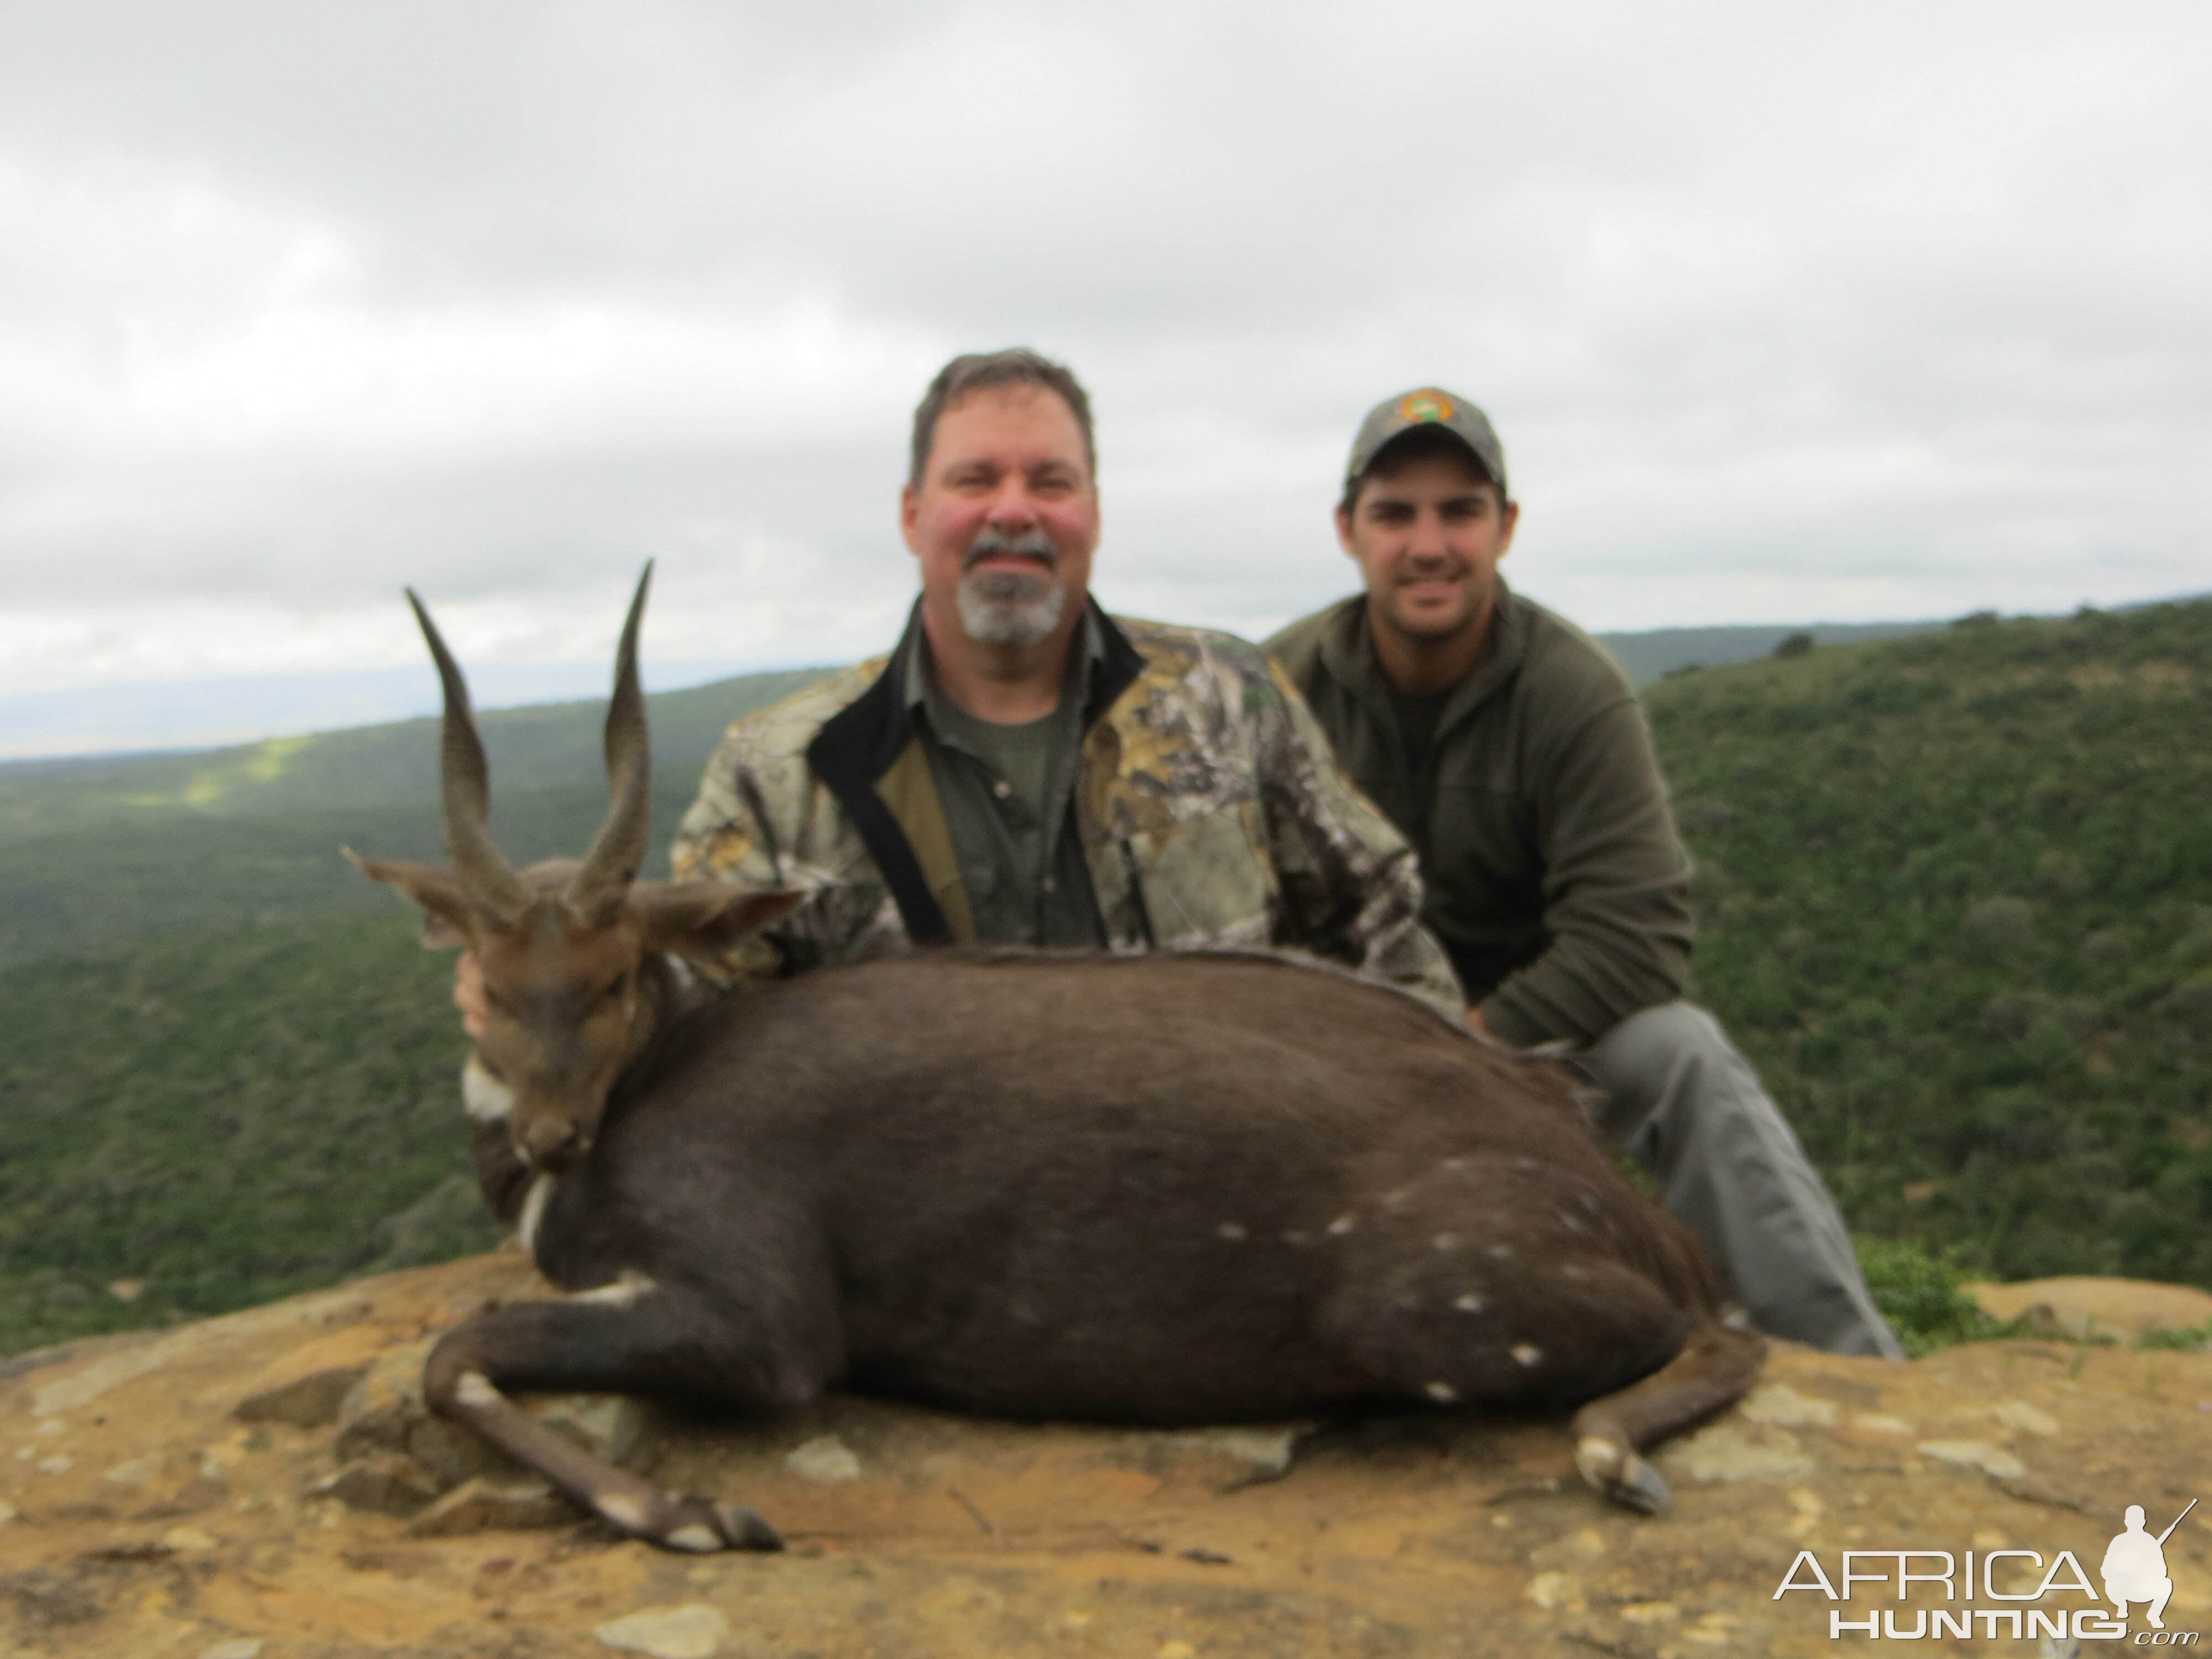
[1579,1002,1903,1359]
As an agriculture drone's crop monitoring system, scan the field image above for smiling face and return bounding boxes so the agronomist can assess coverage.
[1337,441,1519,666]
[900,382,1098,653]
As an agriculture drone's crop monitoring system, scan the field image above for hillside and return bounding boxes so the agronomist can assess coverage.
[0,600,2205,1356]
[1646,599,2212,1286]
[0,666,827,966]
[0,665,828,848]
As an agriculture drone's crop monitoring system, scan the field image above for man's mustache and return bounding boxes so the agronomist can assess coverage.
[962,529,1059,573]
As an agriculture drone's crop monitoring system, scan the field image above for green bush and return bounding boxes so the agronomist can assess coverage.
[1854,1235,1997,1357]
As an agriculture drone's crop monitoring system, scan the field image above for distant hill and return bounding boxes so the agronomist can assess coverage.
[0,667,830,965]
[0,600,2205,1355]
[0,620,1939,966]
[1599,618,1940,684]
[0,666,832,847]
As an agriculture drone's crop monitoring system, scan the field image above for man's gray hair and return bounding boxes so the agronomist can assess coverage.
[909,348,1096,491]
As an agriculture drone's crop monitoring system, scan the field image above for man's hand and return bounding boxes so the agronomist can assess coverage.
[1465,1005,1491,1040]
[455,952,488,1042]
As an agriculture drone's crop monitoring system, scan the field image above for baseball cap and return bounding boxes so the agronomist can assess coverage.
[1344,387,1506,497]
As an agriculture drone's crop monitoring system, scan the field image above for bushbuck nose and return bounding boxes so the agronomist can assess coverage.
[518,1113,585,1170]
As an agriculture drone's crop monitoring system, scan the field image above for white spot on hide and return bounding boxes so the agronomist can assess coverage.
[1425,1381,1460,1404]
[461,1057,514,1123]
[1432,1233,1458,1250]
[572,1271,655,1308]
[1455,1293,1486,1313]
[1512,1343,1543,1367]
[1442,1157,1467,1171]
[1217,1222,1247,1241]
[455,1372,500,1408]
[1489,1244,1512,1259]
[518,1174,555,1259]
[1327,1213,1356,1235]
[666,1524,721,1553]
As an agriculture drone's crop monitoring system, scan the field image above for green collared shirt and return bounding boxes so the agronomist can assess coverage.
[900,610,1107,948]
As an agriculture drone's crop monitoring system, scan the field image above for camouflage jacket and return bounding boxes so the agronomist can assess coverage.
[668,600,1464,1019]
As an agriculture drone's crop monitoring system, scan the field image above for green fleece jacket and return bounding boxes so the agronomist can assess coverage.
[1266,584,1693,1047]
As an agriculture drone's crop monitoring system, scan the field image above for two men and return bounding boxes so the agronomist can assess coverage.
[456,351,1893,1357]
[1268,388,1900,1357]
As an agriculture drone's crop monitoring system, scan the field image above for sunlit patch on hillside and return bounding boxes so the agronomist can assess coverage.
[182,734,315,807]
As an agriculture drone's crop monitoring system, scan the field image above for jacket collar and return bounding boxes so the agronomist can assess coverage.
[804,594,1145,945]
[1316,578,1530,743]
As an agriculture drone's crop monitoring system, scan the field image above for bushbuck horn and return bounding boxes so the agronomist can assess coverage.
[566,562,655,924]
[405,588,530,926]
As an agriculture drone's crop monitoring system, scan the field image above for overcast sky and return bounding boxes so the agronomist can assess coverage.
[2,3,2207,758]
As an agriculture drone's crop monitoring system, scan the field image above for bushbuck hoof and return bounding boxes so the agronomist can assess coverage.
[1575,1434,1671,1515]
[644,1495,782,1553]
[712,1501,783,1552]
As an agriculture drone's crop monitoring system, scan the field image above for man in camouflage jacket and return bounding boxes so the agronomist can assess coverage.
[660,347,1463,1019]
[669,601,1460,1017]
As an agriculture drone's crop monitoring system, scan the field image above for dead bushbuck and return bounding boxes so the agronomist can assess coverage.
[353,568,1764,1552]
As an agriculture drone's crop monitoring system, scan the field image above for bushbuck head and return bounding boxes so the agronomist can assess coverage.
[352,566,800,1172]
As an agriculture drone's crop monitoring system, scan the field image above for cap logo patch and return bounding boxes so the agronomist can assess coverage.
[1400,392,1454,424]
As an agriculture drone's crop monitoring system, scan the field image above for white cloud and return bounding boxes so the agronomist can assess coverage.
[0,1,2206,757]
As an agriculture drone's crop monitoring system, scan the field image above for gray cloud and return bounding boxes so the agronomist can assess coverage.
[0,1,2206,753]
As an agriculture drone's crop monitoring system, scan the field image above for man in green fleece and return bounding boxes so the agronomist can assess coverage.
[1267,388,1901,1358]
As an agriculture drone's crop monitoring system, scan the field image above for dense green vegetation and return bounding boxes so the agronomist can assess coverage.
[1,605,2204,1357]
[0,914,495,1353]
[1649,599,2212,1287]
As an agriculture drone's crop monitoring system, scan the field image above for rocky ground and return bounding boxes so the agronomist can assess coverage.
[2,1250,2208,1658]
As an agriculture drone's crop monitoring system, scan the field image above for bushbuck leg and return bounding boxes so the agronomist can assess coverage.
[1568,1320,1767,1513]
[1316,1152,1764,1512]
[421,1289,820,1552]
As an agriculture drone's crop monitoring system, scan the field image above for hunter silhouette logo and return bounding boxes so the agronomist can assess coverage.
[2106,1500,2195,1631]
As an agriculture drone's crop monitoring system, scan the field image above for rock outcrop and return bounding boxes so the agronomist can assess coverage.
[3,1249,2208,1657]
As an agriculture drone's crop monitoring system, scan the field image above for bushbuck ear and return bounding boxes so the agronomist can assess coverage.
[628,881,808,961]
[345,849,476,949]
